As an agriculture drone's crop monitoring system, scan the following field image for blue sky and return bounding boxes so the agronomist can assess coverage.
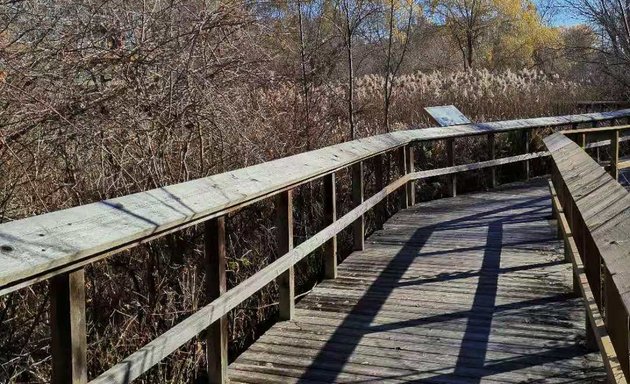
[540,1,587,27]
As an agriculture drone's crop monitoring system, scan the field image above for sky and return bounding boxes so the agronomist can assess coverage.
[540,1,588,27]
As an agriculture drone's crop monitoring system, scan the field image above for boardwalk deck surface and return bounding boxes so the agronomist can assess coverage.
[229,179,606,383]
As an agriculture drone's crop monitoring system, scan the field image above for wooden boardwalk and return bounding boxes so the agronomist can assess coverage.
[229,179,606,383]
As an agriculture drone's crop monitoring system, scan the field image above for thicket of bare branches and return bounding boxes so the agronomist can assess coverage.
[0,0,608,382]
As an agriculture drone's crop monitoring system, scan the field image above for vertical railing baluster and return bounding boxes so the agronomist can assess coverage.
[374,154,385,230]
[447,138,456,197]
[523,129,530,180]
[352,162,365,251]
[604,268,630,376]
[397,147,408,209]
[610,129,619,181]
[592,120,600,162]
[323,173,337,279]
[50,269,88,384]
[488,133,496,188]
[205,217,228,383]
[276,190,294,320]
[406,145,415,207]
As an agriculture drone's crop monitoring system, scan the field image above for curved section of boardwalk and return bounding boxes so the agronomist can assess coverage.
[229,179,605,383]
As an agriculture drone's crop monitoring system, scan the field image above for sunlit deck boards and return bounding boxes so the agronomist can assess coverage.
[228,179,606,383]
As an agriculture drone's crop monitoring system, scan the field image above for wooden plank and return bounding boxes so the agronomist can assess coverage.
[50,268,87,384]
[409,152,549,180]
[229,180,609,383]
[323,173,337,279]
[4,110,630,293]
[205,217,228,383]
[352,162,365,252]
[276,190,294,321]
[89,174,410,384]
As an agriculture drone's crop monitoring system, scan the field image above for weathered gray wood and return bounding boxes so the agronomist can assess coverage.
[229,180,608,383]
[447,138,456,197]
[409,151,549,180]
[549,201,626,383]
[276,190,295,320]
[611,129,619,180]
[89,174,410,384]
[523,129,530,180]
[205,217,228,383]
[323,173,337,279]
[352,162,365,252]
[374,154,386,230]
[50,268,87,384]
[405,145,415,206]
[488,133,497,188]
[545,132,630,382]
[397,146,408,210]
[4,110,630,294]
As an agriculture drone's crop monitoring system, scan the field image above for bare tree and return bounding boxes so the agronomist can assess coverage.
[383,0,414,131]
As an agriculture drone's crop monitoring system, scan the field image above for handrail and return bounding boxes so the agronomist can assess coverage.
[2,109,629,295]
[3,109,630,384]
[545,132,630,381]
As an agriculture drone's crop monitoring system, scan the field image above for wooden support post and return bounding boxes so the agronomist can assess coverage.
[446,138,456,197]
[488,133,496,188]
[50,269,88,384]
[397,147,409,209]
[405,145,415,207]
[352,161,365,251]
[610,129,619,181]
[205,217,228,383]
[276,190,294,320]
[592,121,600,162]
[523,129,530,180]
[605,270,630,374]
[374,154,386,230]
[323,173,337,279]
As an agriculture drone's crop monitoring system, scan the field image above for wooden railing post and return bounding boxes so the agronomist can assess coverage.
[352,162,365,251]
[323,173,337,279]
[276,190,294,320]
[610,129,619,181]
[397,147,409,208]
[592,121,600,162]
[50,269,87,384]
[446,138,456,197]
[406,145,415,206]
[604,269,630,377]
[374,154,386,229]
[205,217,228,383]
[488,133,497,188]
[523,129,530,180]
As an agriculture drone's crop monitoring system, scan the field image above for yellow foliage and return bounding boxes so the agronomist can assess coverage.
[487,0,561,68]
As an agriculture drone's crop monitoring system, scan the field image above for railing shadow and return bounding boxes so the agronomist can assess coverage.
[297,191,590,383]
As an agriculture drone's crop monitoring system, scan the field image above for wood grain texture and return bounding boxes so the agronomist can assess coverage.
[89,175,410,384]
[229,179,607,383]
[50,268,87,384]
[205,217,228,383]
[3,110,630,293]
[276,190,295,321]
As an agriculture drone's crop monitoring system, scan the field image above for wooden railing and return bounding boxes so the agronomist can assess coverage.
[2,109,630,384]
[545,128,630,384]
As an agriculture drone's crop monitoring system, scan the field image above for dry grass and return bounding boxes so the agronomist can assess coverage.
[0,69,601,383]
